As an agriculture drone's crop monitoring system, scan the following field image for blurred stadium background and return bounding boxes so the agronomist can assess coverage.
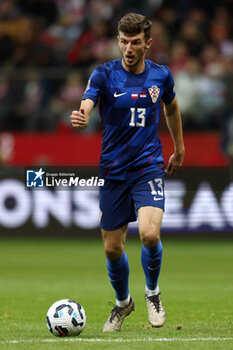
[0,0,232,237]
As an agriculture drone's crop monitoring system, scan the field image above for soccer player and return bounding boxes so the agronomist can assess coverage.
[70,13,185,332]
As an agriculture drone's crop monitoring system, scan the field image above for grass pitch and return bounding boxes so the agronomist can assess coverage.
[0,236,232,350]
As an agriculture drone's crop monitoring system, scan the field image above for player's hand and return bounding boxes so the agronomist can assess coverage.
[70,109,88,129]
[165,151,184,175]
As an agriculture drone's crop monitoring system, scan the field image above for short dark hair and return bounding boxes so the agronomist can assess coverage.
[118,13,152,42]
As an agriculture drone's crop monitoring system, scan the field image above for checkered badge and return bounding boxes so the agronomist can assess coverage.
[148,85,160,103]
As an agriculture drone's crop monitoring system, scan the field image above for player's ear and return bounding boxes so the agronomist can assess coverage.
[146,38,153,49]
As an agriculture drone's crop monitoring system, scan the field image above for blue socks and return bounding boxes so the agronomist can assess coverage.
[106,241,162,303]
[141,240,163,291]
[106,251,130,302]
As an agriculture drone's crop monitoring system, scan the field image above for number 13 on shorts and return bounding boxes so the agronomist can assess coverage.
[148,178,164,200]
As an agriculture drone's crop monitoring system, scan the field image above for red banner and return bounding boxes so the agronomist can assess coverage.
[0,131,229,167]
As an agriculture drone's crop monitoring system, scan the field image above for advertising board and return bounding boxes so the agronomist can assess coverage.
[0,167,232,236]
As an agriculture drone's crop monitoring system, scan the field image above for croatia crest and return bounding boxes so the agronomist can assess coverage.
[148,86,160,103]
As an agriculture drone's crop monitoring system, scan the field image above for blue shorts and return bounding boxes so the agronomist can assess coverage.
[99,167,165,230]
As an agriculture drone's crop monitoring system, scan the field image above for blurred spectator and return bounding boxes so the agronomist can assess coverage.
[24,69,53,131]
[178,19,206,57]
[169,40,190,74]
[174,58,201,128]
[157,5,180,37]
[18,0,59,28]
[0,27,14,65]
[175,58,226,129]
[67,20,112,67]
[148,20,169,65]
[56,71,85,131]
[209,6,231,45]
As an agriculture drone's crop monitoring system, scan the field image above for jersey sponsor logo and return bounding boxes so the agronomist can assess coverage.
[149,85,160,103]
[113,92,127,97]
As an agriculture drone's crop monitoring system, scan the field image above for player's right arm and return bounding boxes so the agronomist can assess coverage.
[70,99,95,130]
[71,64,106,129]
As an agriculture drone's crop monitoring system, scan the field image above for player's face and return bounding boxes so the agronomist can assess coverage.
[118,31,152,73]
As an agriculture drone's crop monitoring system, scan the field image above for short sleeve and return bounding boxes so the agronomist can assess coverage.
[162,67,176,105]
[82,66,106,106]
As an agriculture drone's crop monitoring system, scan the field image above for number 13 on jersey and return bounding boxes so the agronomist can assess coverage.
[148,178,164,198]
[129,108,146,127]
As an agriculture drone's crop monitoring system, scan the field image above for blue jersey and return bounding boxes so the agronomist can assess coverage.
[82,59,175,180]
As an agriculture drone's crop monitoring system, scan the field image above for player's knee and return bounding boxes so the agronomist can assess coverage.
[140,228,160,248]
[104,241,124,260]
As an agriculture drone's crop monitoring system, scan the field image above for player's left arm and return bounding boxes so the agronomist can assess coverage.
[163,96,185,175]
